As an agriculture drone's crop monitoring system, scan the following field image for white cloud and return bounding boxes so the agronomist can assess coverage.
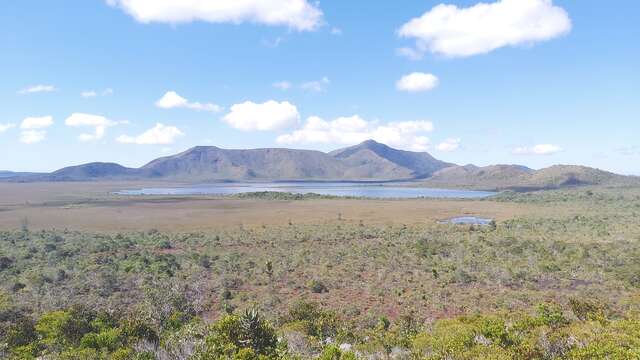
[155,91,222,112]
[396,47,424,61]
[277,116,434,151]
[398,0,571,58]
[262,36,284,48]
[436,138,461,152]
[65,113,127,142]
[20,130,46,144]
[513,144,563,155]
[223,100,299,131]
[396,72,439,92]
[273,81,292,90]
[0,123,15,133]
[330,27,342,35]
[616,146,640,157]
[81,91,98,98]
[18,84,56,95]
[81,88,113,98]
[19,116,53,144]
[106,0,323,31]
[20,116,53,129]
[301,77,330,92]
[116,123,184,145]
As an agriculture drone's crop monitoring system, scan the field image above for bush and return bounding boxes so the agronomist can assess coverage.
[196,309,279,358]
[318,344,357,360]
[536,303,569,328]
[308,279,328,294]
[284,301,339,340]
[569,297,607,322]
[36,307,95,351]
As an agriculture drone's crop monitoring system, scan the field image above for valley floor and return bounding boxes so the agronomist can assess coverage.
[2,183,640,358]
[0,181,581,231]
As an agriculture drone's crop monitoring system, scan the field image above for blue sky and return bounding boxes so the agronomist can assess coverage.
[0,0,638,173]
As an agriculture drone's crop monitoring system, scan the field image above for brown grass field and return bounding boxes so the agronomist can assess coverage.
[0,181,578,232]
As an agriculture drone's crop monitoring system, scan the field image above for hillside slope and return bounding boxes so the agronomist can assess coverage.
[330,140,454,179]
[47,163,143,181]
[3,141,637,190]
[422,164,636,190]
[141,146,347,181]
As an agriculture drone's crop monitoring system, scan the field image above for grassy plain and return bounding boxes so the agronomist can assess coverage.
[0,182,580,231]
[3,182,640,358]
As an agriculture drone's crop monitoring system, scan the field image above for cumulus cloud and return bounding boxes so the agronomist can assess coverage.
[106,0,324,31]
[65,113,127,142]
[436,138,461,152]
[616,146,640,157]
[18,84,56,95]
[513,144,563,155]
[0,123,15,133]
[81,91,98,98]
[155,91,222,112]
[20,116,54,129]
[262,36,284,48]
[398,0,571,58]
[396,72,439,92]
[20,130,46,144]
[81,88,113,98]
[116,123,184,145]
[18,116,53,144]
[223,100,299,131]
[396,47,424,61]
[273,81,292,90]
[277,116,434,151]
[300,77,330,92]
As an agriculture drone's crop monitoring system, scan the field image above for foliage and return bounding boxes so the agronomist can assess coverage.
[3,187,640,358]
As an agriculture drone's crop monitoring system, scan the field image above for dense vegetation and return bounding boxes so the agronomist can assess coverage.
[3,187,640,358]
[4,294,640,359]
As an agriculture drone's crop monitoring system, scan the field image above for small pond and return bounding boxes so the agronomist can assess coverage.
[440,216,494,225]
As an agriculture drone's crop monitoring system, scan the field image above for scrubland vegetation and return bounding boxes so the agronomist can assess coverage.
[2,187,640,358]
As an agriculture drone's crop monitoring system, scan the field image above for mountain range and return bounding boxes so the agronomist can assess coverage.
[4,140,636,191]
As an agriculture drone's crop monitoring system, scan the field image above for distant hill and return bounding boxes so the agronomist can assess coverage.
[49,162,142,181]
[329,140,453,179]
[3,140,637,191]
[141,146,347,181]
[141,141,452,181]
[422,164,636,191]
[425,164,534,189]
[0,170,43,179]
[523,165,635,190]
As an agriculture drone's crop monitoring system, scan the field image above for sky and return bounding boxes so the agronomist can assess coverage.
[0,0,638,174]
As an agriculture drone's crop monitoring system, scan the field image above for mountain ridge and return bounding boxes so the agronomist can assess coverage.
[3,140,637,191]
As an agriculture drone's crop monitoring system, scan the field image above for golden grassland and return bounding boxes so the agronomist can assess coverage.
[0,181,587,232]
[4,183,640,358]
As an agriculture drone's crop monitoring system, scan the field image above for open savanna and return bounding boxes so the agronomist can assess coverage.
[4,182,640,358]
[0,181,560,232]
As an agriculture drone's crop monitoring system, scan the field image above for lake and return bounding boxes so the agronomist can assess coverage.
[115,182,497,199]
[440,216,494,225]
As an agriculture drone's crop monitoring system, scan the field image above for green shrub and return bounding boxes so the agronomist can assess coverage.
[308,280,328,294]
[196,309,279,359]
[318,344,356,360]
[284,301,339,340]
[536,303,569,328]
[569,297,607,322]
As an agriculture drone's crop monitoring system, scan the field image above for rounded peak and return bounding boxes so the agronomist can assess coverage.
[358,139,387,148]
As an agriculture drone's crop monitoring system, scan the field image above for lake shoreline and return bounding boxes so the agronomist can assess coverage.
[115,182,498,199]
